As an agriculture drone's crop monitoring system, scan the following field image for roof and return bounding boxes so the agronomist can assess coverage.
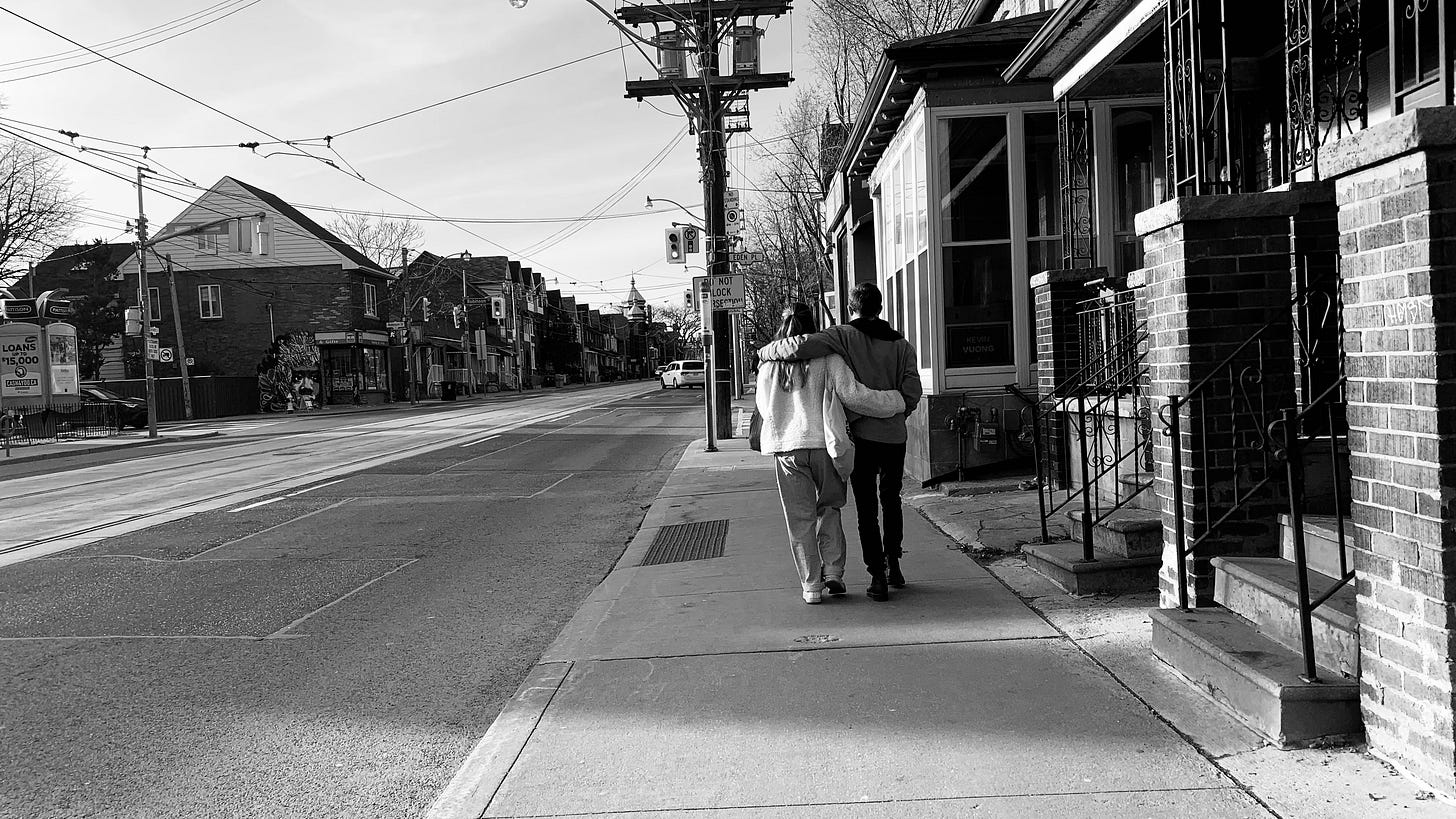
[35,242,135,279]
[227,177,387,275]
[846,12,1053,178]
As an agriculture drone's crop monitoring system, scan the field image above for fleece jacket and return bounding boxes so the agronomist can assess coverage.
[754,349,906,455]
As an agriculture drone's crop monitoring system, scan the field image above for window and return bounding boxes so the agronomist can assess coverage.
[1111,108,1163,275]
[235,220,252,254]
[1394,0,1452,111]
[364,283,378,317]
[941,115,1014,370]
[198,285,222,319]
[195,232,218,253]
[1024,112,1062,275]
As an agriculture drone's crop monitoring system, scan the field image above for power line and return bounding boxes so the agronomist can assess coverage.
[0,1,263,84]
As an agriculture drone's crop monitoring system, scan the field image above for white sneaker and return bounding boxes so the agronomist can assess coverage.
[803,589,823,604]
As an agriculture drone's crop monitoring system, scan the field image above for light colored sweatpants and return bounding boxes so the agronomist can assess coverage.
[772,448,848,593]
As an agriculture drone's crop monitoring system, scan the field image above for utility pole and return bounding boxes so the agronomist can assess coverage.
[164,254,193,421]
[402,246,417,405]
[135,167,159,439]
[620,0,792,440]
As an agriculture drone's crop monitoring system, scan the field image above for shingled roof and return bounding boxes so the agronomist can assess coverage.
[228,177,387,275]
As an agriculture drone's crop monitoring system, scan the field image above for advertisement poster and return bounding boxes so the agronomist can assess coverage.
[0,322,45,404]
[46,322,79,396]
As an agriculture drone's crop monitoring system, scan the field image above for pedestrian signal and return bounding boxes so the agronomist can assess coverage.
[124,307,142,336]
[665,227,685,264]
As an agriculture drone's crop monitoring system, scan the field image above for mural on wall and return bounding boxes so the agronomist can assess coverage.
[256,331,320,412]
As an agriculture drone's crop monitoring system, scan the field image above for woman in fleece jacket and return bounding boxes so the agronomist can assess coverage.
[755,303,907,604]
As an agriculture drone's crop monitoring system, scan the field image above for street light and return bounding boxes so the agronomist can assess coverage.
[505,0,699,51]
[646,196,705,225]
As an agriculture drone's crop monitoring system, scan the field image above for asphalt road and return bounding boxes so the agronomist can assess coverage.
[0,383,707,818]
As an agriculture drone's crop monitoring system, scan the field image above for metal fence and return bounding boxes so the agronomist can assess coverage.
[2,400,123,456]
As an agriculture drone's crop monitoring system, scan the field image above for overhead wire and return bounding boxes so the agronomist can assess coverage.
[0,0,263,83]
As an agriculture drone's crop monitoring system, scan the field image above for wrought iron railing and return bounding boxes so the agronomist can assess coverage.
[1166,0,1238,196]
[1285,0,1368,181]
[1162,320,1350,681]
[1,402,123,457]
[1013,290,1152,557]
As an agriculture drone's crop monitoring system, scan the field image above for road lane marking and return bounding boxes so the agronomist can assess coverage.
[460,434,500,448]
[513,473,575,499]
[288,479,345,496]
[267,558,420,637]
[199,499,355,558]
[230,497,285,512]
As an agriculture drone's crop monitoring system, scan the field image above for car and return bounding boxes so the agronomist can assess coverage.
[78,384,149,429]
[660,359,706,389]
[654,365,670,377]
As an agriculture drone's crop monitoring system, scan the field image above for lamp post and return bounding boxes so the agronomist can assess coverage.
[646,196,705,225]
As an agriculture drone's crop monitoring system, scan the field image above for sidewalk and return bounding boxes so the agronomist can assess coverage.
[429,426,1446,818]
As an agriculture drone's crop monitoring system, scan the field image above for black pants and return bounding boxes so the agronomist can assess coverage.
[850,437,906,577]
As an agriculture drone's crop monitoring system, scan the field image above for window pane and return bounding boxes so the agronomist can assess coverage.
[1024,112,1061,241]
[914,126,927,250]
[944,243,1014,368]
[892,160,905,261]
[1112,108,1163,274]
[941,116,1010,242]
[903,152,916,252]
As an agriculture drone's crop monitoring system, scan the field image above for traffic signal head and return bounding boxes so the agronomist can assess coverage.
[665,227,684,264]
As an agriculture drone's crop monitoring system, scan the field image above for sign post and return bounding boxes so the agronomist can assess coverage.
[700,276,716,453]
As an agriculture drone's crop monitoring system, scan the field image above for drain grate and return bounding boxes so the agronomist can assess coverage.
[639,519,728,566]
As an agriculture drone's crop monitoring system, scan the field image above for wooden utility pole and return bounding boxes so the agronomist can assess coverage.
[135,167,159,439]
[164,254,194,420]
[620,0,791,439]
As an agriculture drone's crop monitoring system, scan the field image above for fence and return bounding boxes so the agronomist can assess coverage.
[2,400,122,456]
[91,376,259,421]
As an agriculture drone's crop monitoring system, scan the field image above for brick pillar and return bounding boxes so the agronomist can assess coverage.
[1323,108,1456,794]
[1032,268,1103,397]
[1136,188,1331,607]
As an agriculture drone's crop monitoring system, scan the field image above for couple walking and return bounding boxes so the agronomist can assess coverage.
[754,283,922,605]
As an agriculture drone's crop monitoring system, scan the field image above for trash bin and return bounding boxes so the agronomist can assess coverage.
[440,380,458,401]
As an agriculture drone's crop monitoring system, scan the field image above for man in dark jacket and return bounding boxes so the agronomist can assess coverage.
[756,283,922,602]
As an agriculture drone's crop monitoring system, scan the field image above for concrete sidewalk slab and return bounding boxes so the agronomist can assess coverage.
[485,641,1254,817]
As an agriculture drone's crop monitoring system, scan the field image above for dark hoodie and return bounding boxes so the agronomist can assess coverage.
[757,318,922,444]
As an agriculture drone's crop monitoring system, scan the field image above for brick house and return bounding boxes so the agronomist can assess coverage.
[830,0,1456,796]
[114,176,393,405]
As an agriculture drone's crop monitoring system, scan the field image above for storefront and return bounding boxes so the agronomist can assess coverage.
[316,330,391,405]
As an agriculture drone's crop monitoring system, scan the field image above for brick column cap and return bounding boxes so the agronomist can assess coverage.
[1030,266,1105,290]
[1135,184,1335,237]
[1321,107,1456,181]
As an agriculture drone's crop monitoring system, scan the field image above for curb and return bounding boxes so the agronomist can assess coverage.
[0,431,221,466]
[425,662,572,819]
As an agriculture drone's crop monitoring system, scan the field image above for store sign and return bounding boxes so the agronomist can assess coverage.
[46,322,79,395]
[0,299,38,321]
[946,323,1013,369]
[315,331,357,345]
[0,322,44,401]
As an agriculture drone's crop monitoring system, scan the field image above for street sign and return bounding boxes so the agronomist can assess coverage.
[708,273,745,311]
[724,207,743,235]
[158,347,174,363]
[146,337,160,360]
[727,251,766,262]
[725,189,740,207]
[185,357,195,366]
[386,320,406,330]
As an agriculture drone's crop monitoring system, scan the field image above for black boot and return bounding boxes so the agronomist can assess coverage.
[866,574,890,602]
[886,556,905,589]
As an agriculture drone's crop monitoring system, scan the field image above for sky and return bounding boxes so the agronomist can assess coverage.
[0,0,814,314]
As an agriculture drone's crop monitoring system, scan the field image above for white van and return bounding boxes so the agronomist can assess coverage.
[660,360,706,389]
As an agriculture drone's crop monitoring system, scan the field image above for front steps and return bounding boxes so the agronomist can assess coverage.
[1152,553,1362,747]
[1024,504,1160,594]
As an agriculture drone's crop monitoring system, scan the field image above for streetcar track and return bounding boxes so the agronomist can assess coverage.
[0,391,660,564]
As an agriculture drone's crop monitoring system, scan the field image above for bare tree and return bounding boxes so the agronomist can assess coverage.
[807,0,970,124]
[0,139,80,285]
[325,212,424,270]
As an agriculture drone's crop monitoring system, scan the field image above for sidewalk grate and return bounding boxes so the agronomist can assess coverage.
[639,519,728,566]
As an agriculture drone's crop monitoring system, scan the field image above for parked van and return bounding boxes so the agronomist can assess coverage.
[659,360,706,389]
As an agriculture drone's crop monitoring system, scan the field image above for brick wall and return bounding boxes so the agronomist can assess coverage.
[1135,189,1332,606]
[141,264,386,378]
[1323,107,1456,794]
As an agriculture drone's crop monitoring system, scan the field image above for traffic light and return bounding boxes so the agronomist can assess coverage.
[683,226,700,254]
[124,307,142,336]
[665,227,684,264]
[421,297,431,320]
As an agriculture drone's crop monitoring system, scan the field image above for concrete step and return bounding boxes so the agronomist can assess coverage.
[1117,473,1155,510]
[1024,540,1160,595]
[1212,557,1359,679]
[1151,607,1362,748]
[1067,507,1161,558]
[1280,513,1353,580]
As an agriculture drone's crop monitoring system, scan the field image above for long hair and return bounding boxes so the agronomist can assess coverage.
[776,302,816,339]
[771,303,816,391]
